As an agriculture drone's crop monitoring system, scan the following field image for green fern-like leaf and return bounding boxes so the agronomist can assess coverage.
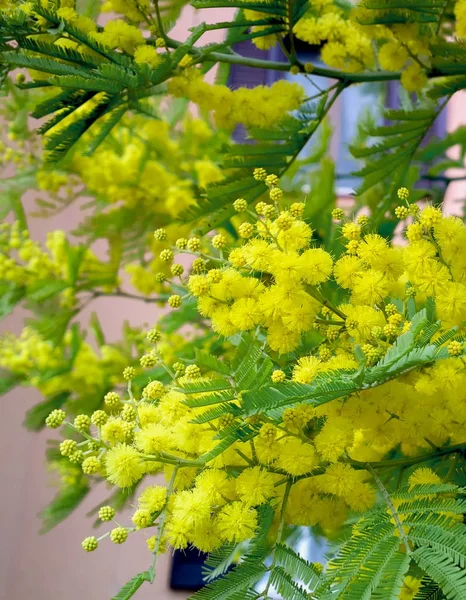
[412,547,466,600]
[111,571,151,600]
[350,107,438,201]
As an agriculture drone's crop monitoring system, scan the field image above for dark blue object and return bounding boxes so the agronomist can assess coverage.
[170,548,208,591]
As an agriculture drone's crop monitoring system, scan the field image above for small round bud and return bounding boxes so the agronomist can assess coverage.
[153,228,167,241]
[173,362,185,376]
[385,303,398,316]
[262,204,276,219]
[191,258,207,274]
[207,269,223,283]
[140,352,158,368]
[327,328,340,341]
[45,409,66,429]
[99,506,115,522]
[155,37,165,47]
[185,364,201,378]
[159,249,173,262]
[342,222,361,241]
[91,410,108,427]
[74,414,91,432]
[271,370,286,383]
[260,423,277,440]
[304,62,314,73]
[219,413,235,428]
[290,202,305,218]
[110,527,128,544]
[346,240,359,254]
[356,215,369,227]
[269,187,283,202]
[143,380,165,400]
[383,323,398,338]
[82,456,101,475]
[168,294,182,308]
[346,318,358,330]
[275,211,294,231]
[82,536,98,552]
[290,65,300,75]
[239,222,254,239]
[255,201,268,215]
[331,208,345,220]
[319,346,332,361]
[265,174,279,187]
[104,391,120,409]
[397,187,409,201]
[406,287,417,298]
[212,234,227,249]
[171,263,184,277]
[253,167,267,181]
[123,366,136,381]
[155,272,165,283]
[175,238,188,250]
[388,313,403,326]
[16,73,26,84]
[69,450,84,464]
[132,509,152,529]
[147,328,161,343]
[187,237,201,252]
[371,326,383,339]
[233,198,247,212]
[448,340,463,356]
[60,439,78,457]
[121,403,137,422]
[395,206,409,219]
[408,204,420,217]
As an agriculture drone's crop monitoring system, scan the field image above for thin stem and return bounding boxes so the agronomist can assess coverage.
[90,290,166,303]
[149,464,178,580]
[152,0,167,44]
[263,480,292,596]
[366,462,411,555]
[348,443,466,470]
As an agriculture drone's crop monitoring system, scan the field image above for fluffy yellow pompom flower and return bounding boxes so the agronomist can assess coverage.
[100,20,144,53]
[292,356,322,384]
[351,270,388,305]
[217,501,258,542]
[378,41,409,71]
[134,45,162,68]
[399,576,422,600]
[135,423,173,454]
[298,248,333,285]
[235,467,276,506]
[276,438,318,475]
[333,255,363,289]
[101,417,127,446]
[317,463,363,499]
[435,282,466,323]
[401,63,428,93]
[105,444,144,488]
[408,467,442,488]
[137,485,168,512]
[314,417,354,462]
[195,469,233,505]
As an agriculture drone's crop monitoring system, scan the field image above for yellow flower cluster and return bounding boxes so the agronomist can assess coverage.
[292,4,431,92]
[49,176,465,561]
[70,114,222,212]
[168,71,305,130]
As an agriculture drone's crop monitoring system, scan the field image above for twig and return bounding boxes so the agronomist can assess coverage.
[366,462,411,555]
